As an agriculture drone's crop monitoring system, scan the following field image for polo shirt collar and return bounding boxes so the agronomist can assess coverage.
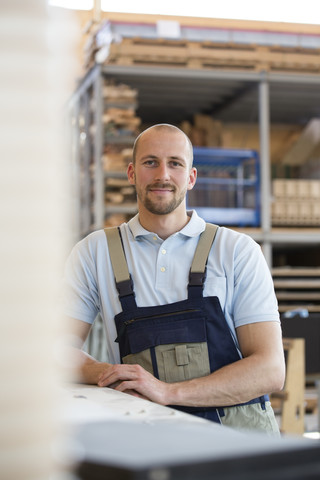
[128,210,206,240]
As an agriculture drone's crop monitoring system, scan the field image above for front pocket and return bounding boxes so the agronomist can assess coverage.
[158,342,211,383]
[122,342,211,383]
[119,308,210,383]
[125,310,207,354]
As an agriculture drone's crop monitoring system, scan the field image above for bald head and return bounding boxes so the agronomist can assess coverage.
[132,124,194,168]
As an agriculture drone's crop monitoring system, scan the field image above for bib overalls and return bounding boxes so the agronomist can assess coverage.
[105,224,276,430]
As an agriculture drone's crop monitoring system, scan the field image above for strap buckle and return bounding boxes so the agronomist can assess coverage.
[188,270,207,287]
[116,275,135,298]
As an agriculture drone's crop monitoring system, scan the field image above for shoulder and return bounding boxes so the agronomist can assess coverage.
[75,229,106,250]
[215,225,259,254]
[68,229,108,264]
[207,225,265,277]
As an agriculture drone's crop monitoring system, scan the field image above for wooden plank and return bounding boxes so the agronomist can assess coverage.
[276,292,320,300]
[106,38,320,74]
[272,268,320,277]
[280,338,305,435]
[274,280,320,288]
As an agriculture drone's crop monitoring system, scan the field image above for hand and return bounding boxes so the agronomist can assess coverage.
[97,363,170,405]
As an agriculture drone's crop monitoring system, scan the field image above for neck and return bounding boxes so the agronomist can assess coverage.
[138,204,190,240]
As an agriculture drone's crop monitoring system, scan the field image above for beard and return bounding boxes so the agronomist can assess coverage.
[136,182,187,215]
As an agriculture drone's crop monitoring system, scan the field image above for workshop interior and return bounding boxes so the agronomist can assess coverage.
[1,1,320,479]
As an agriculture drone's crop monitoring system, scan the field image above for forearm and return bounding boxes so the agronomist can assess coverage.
[163,321,284,409]
[166,353,284,408]
[97,323,285,407]
[70,347,112,385]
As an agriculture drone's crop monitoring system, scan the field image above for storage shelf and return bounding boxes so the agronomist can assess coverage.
[188,147,260,227]
[272,267,320,313]
[232,227,320,244]
[68,63,320,270]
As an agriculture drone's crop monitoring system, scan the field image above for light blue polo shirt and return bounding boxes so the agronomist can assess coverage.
[63,210,279,363]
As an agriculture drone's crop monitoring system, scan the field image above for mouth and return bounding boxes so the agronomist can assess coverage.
[147,183,175,194]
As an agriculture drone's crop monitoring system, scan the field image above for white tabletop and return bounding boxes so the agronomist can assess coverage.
[62,383,210,426]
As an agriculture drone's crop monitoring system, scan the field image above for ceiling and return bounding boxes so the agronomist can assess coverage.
[102,65,320,127]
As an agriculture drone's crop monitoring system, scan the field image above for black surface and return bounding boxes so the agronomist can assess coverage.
[281,313,320,374]
[73,419,320,480]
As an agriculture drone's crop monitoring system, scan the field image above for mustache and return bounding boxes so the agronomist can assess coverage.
[147,183,176,191]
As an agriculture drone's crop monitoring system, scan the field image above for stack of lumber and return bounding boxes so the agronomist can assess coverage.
[75,11,320,76]
[103,80,141,140]
[180,115,223,147]
[105,37,320,74]
[102,146,132,172]
[102,82,138,104]
[102,145,136,215]
[272,268,320,313]
[272,179,320,226]
[83,20,118,71]
[104,175,136,206]
[80,16,320,75]
[101,80,140,227]
[180,115,303,164]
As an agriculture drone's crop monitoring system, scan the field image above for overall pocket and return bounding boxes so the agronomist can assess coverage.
[120,309,211,383]
[158,342,210,382]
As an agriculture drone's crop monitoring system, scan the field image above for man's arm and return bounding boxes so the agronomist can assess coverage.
[97,321,286,407]
[66,317,113,385]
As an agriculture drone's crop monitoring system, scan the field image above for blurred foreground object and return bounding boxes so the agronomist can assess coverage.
[0,1,78,479]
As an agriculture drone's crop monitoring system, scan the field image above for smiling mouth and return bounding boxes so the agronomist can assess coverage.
[148,183,175,193]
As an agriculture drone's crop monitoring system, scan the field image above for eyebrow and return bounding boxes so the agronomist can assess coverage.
[139,155,187,164]
[139,155,158,161]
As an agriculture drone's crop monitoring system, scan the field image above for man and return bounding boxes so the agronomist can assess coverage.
[63,124,285,434]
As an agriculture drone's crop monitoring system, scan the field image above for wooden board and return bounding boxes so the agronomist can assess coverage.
[273,268,320,312]
[277,338,305,435]
[106,37,320,74]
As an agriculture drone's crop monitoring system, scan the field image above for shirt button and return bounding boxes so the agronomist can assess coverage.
[153,236,157,241]
[161,249,167,255]
[160,267,166,272]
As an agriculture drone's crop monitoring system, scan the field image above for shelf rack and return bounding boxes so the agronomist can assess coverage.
[68,63,320,268]
[188,147,260,227]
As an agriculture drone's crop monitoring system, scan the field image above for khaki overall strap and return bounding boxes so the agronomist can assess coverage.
[105,222,219,285]
[104,227,130,284]
[190,223,219,275]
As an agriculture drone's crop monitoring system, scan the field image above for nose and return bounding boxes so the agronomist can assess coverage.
[154,161,170,182]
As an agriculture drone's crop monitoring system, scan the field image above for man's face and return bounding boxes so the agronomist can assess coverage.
[127,129,197,216]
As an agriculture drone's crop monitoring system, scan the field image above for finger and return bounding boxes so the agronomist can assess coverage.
[98,368,137,387]
[114,380,139,393]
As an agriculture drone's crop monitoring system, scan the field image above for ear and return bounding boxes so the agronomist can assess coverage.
[127,162,135,185]
[187,167,197,190]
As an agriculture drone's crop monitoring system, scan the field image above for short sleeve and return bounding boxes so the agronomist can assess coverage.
[232,238,280,328]
[61,239,100,324]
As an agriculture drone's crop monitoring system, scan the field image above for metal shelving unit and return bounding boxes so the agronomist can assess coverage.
[68,67,138,239]
[188,147,260,227]
[68,63,320,267]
